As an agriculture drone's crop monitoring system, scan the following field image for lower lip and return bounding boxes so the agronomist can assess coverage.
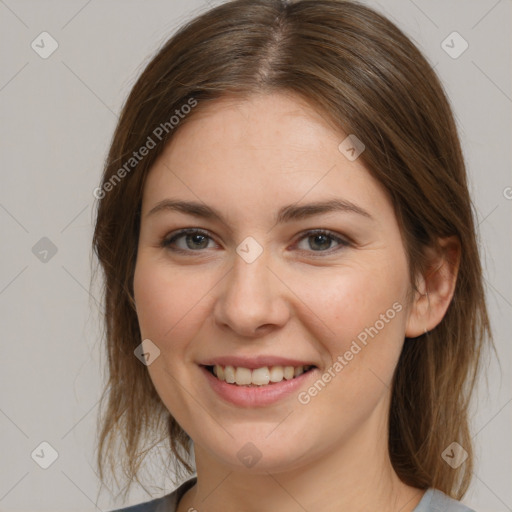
[200,366,317,407]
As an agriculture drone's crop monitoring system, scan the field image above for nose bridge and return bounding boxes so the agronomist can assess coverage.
[214,246,289,336]
[231,249,271,297]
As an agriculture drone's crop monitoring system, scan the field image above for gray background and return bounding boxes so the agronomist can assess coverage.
[0,0,510,511]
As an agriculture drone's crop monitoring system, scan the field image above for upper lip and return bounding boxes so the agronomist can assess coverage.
[199,356,317,369]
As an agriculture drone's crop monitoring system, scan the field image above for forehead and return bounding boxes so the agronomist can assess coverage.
[140,91,392,225]
[171,91,342,152]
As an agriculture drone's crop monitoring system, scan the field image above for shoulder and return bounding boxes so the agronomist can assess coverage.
[414,488,476,512]
[108,477,197,512]
[108,495,167,512]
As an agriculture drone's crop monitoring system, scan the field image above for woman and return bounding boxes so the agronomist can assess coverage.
[92,1,492,510]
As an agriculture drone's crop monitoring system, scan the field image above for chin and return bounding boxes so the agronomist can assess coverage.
[199,430,318,475]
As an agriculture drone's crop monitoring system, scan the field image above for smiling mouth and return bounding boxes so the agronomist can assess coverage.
[204,364,316,387]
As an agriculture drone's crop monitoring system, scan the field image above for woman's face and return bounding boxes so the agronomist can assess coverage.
[133,92,414,473]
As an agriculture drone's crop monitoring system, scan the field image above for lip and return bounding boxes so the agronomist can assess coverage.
[200,364,318,408]
[199,356,316,370]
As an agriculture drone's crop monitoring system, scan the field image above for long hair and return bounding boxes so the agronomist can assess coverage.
[92,0,492,500]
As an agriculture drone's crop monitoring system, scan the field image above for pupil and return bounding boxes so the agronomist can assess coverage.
[187,234,208,249]
[311,234,331,251]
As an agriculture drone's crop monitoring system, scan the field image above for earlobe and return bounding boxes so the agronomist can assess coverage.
[405,236,460,338]
[405,286,430,338]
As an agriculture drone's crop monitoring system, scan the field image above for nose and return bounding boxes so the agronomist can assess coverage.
[213,250,291,338]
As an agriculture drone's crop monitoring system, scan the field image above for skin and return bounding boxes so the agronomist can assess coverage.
[133,91,459,512]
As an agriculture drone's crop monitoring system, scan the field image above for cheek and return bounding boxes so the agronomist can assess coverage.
[132,256,211,420]
[288,264,408,431]
[291,260,408,346]
[133,255,210,347]
[286,260,410,413]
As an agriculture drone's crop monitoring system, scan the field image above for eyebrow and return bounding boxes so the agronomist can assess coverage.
[146,198,373,224]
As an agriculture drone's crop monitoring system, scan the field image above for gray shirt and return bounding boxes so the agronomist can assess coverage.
[110,477,476,511]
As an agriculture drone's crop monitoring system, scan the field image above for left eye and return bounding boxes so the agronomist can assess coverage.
[295,230,348,253]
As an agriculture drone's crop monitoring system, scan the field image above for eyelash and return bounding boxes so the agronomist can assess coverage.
[160,228,351,256]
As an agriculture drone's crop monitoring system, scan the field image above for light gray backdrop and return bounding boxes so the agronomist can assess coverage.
[0,0,510,511]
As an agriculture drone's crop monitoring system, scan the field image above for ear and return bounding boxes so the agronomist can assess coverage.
[405,236,461,338]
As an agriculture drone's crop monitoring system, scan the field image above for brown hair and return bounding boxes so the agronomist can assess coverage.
[92,0,493,501]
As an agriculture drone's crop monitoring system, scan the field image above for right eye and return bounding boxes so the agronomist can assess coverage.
[161,228,218,253]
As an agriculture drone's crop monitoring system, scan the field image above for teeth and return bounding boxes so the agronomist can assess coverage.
[235,367,252,385]
[252,367,270,385]
[211,364,312,386]
[269,366,284,382]
[283,366,295,380]
[224,365,236,384]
